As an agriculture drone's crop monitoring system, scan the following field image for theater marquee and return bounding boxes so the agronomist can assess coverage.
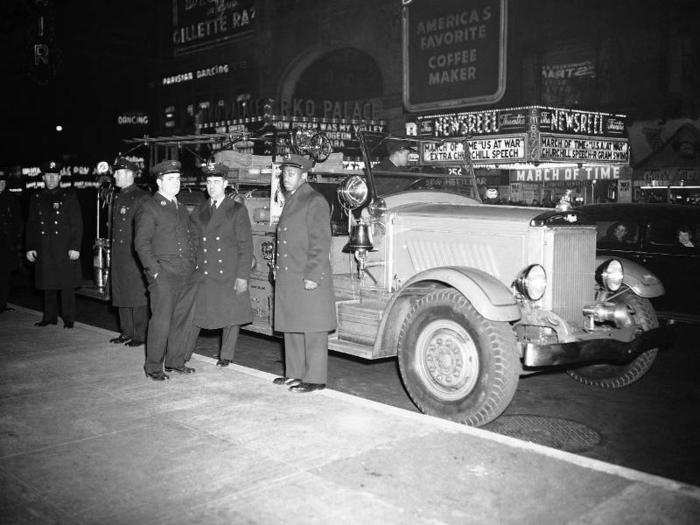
[422,134,526,164]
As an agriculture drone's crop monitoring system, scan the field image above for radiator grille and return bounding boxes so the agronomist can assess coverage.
[548,228,596,326]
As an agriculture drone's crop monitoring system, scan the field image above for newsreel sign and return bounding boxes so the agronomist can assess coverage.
[403,0,507,112]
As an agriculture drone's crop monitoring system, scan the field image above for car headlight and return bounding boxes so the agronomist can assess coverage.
[599,259,624,292]
[337,175,369,210]
[515,264,547,301]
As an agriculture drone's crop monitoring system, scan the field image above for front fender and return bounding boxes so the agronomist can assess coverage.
[596,256,665,298]
[372,267,521,358]
[397,267,521,321]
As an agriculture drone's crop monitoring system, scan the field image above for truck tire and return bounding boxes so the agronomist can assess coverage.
[397,289,520,427]
[567,288,659,389]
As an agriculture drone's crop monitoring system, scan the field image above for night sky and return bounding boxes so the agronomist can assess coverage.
[1,0,156,165]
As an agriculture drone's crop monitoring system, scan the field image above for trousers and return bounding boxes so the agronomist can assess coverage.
[283,331,329,384]
[43,288,75,323]
[118,305,148,342]
[144,272,196,374]
[186,324,240,362]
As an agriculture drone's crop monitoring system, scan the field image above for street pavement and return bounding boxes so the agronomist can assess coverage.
[1,305,699,524]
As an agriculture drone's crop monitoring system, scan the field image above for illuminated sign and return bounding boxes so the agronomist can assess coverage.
[422,134,526,164]
[172,0,255,55]
[417,106,626,138]
[117,113,149,126]
[541,60,595,79]
[279,97,381,121]
[540,134,630,163]
[418,108,526,137]
[511,165,624,183]
[403,0,507,111]
[539,108,626,137]
[161,63,232,86]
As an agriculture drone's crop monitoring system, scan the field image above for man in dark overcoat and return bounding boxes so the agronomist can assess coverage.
[135,160,197,381]
[374,140,415,172]
[25,161,83,328]
[273,154,336,393]
[185,163,253,366]
[0,173,23,312]
[109,157,150,346]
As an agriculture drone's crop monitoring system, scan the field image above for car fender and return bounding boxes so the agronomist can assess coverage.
[597,256,665,298]
[373,266,521,357]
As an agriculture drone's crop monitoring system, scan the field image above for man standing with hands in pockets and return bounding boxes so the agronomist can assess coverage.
[272,154,336,393]
[135,160,197,381]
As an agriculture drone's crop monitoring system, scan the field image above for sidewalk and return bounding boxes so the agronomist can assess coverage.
[1,306,699,524]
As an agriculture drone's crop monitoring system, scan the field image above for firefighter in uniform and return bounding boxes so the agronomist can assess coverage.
[135,160,197,381]
[185,162,253,366]
[25,161,83,328]
[109,157,150,346]
[272,154,336,392]
[0,172,23,312]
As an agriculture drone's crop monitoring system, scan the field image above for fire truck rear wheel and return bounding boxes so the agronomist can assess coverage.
[397,289,520,427]
[567,288,659,389]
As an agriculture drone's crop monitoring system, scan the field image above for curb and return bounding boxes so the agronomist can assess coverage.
[9,302,700,496]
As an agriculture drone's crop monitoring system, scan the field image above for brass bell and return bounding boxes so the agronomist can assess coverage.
[343,221,374,253]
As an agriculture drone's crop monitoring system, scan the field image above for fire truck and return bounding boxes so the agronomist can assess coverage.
[87,129,668,427]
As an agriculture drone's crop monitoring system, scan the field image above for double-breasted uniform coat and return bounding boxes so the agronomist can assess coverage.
[184,196,253,360]
[111,184,150,341]
[25,187,83,323]
[0,187,23,310]
[135,192,197,374]
[274,182,335,384]
[191,197,253,328]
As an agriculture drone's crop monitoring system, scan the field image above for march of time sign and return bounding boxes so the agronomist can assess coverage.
[511,165,624,183]
[539,134,630,163]
[422,135,526,164]
[403,0,507,111]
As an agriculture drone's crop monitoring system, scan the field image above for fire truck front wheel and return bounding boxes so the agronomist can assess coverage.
[397,289,520,427]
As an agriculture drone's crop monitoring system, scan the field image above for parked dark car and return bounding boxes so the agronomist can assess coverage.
[578,203,700,319]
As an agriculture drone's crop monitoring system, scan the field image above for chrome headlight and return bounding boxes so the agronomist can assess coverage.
[515,264,547,301]
[337,175,369,210]
[599,259,624,292]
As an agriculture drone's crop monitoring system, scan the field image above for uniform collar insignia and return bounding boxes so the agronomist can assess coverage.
[160,200,167,206]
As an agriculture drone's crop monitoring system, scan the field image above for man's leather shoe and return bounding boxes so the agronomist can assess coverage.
[63,321,74,329]
[145,370,169,381]
[289,382,326,393]
[110,334,130,344]
[164,365,195,374]
[125,339,144,347]
[273,376,301,386]
[216,358,231,367]
[34,319,57,327]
